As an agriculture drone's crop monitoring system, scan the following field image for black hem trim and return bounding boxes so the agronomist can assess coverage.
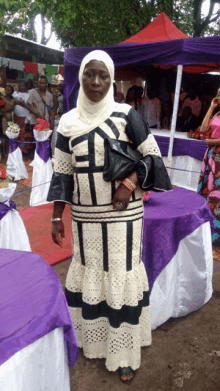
[65,288,149,329]
[71,204,143,215]
[74,166,104,173]
[71,198,142,207]
[71,211,143,221]
[71,215,143,224]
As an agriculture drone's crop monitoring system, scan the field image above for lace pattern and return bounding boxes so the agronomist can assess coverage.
[66,260,149,308]
[69,306,151,371]
[54,148,73,175]
[138,134,161,157]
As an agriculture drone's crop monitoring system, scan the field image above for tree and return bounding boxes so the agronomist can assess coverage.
[0,0,220,48]
[0,0,54,45]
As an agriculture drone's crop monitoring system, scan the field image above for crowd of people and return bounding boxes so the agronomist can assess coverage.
[0,74,217,157]
[0,75,64,155]
[114,83,214,133]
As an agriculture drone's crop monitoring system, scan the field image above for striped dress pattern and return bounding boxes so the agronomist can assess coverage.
[48,103,171,371]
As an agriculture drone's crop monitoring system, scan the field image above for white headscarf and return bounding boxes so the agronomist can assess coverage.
[63,50,115,137]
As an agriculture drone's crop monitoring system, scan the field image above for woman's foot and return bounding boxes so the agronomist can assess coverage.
[118,367,136,385]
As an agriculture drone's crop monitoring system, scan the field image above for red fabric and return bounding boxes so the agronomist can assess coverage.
[154,64,220,73]
[59,66,64,76]
[19,204,72,265]
[0,99,6,107]
[121,12,189,44]
[23,61,38,75]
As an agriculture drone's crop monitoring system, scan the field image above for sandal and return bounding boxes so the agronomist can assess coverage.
[118,367,136,385]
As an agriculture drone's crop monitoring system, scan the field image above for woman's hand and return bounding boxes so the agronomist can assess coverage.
[51,221,65,246]
[210,97,219,109]
[112,184,132,211]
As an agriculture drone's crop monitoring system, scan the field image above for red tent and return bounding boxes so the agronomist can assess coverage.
[121,12,189,44]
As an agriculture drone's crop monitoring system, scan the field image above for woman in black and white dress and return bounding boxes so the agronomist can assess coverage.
[47,50,171,384]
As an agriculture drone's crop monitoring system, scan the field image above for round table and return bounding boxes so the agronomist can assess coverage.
[142,187,214,330]
[0,250,78,391]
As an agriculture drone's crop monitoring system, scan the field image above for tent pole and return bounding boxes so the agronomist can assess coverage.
[167,64,183,172]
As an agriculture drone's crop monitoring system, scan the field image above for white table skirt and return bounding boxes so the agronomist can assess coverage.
[162,155,201,191]
[0,328,71,391]
[151,129,202,191]
[150,221,213,330]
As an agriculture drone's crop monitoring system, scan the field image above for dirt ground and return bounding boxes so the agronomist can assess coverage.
[6,153,220,391]
[54,260,220,391]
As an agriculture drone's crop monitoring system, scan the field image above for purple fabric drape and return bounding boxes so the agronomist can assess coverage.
[36,140,50,162]
[154,135,207,161]
[9,139,18,153]
[0,249,79,366]
[0,200,16,220]
[142,187,214,292]
[63,36,220,112]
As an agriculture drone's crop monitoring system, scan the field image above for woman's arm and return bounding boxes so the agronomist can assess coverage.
[200,98,218,133]
[26,102,44,119]
[205,138,220,146]
[47,116,74,245]
[51,201,66,246]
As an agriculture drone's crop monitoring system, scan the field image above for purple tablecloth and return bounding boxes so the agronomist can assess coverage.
[154,135,207,161]
[143,188,214,291]
[0,250,78,366]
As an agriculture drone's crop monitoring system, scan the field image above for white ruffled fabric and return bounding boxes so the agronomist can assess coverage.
[0,184,31,251]
[66,261,151,371]
[66,261,149,308]
[30,130,53,206]
[5,131,28,181]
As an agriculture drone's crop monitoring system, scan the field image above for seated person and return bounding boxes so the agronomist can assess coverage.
[161,101,172,130]
[176,106,200,132]
[179,90,202,118]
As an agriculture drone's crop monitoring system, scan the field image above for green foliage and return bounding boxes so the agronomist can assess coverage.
[0,0,220,47]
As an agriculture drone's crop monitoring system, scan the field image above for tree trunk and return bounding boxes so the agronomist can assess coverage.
[40,13,53,45]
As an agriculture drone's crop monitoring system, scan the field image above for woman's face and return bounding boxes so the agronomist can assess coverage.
[82,60,111,102]
[19,83,26,93]
[5,86,13,97]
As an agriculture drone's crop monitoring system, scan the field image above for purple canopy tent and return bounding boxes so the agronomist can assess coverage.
[64,36,220,112]
[64,36,220,170]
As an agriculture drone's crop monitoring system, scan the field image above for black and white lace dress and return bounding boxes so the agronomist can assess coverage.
[47,103,171,371]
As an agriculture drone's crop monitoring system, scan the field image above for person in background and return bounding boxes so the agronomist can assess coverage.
[179,90,202,118]
[136,86,143,113]
[176,106,200,132]
[141,90,161,129]
[13,80,32,154]
[0,85,15,154]
[51,77,64,156]
[161,101,172,130]
[33,76,39,90]
[0,77,6,95]
[125,86,137,110]
[114,83,125,103]
[27,75,55,131]
[0,85,15,134]
[198,87,220,258]
[55,81,64,118]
